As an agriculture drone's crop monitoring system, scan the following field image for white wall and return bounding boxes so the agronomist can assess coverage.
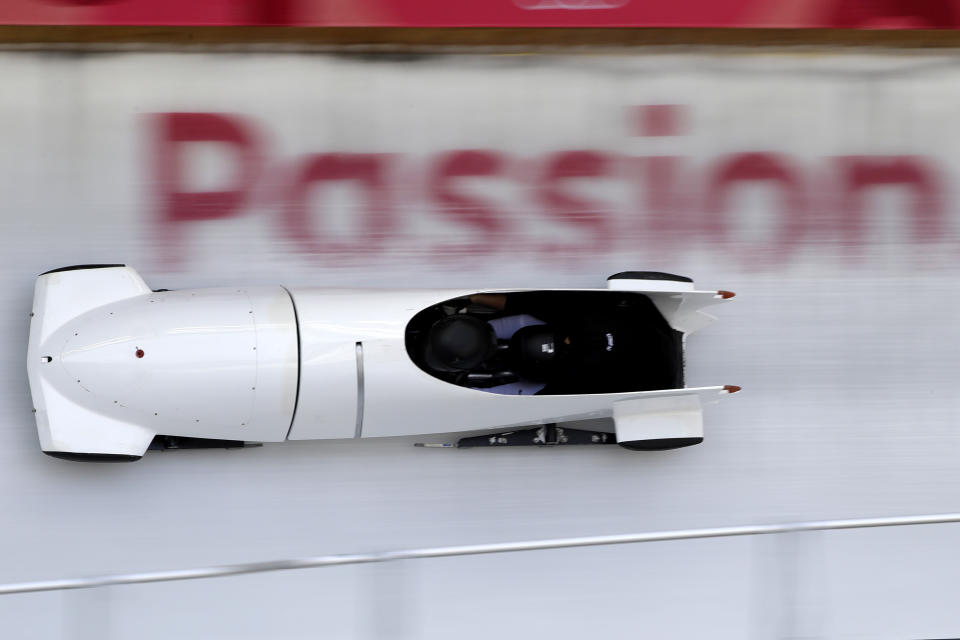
[0,49,959,639]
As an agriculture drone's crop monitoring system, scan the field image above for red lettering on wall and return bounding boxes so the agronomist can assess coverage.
[630,105,689,249]
[147,110,954,270]
[835,155,942,243]
[430,150,509,255]
[633,104,686,137]
[538,151,614,254]
[153,112,260,224]
[283,153,393,256]
[707,152,806,260]
[152,112,261,265]
[638,156,688,245]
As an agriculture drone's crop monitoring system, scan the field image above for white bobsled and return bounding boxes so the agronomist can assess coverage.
[26,265,738,462]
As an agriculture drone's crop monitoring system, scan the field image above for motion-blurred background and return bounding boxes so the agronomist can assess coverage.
[1,2,960,639]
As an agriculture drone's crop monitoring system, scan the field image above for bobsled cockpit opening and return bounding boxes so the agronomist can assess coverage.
[404,290,683,396]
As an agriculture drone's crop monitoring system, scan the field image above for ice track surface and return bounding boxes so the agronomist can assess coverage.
[0,261,957,639]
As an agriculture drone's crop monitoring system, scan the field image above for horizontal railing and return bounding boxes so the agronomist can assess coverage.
[2,512,959,596]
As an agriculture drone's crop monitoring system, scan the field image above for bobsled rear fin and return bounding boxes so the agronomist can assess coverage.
[614,394,704,449]
[31,265,151,345]
[645,291,734,335]
[605,273,734,334]
[613,386,738,450]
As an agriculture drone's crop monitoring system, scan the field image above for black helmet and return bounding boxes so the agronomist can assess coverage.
[423,315,496,373]
[509,324,561,382]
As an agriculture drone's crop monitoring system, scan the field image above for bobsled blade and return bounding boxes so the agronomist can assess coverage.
[148,436,262,451]
[457,425,617,448]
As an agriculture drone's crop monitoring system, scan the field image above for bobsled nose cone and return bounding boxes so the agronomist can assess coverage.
[60,333,148,393]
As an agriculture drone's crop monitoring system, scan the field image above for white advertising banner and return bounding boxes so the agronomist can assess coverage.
[0,51,957,287]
